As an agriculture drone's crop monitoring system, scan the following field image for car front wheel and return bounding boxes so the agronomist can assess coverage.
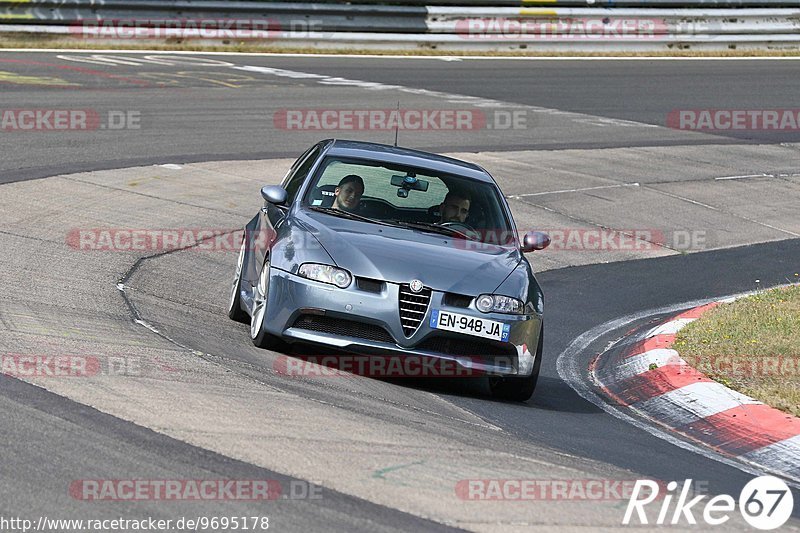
[250,259,282,350]
[227,235,249,323]
[489,324,543,402]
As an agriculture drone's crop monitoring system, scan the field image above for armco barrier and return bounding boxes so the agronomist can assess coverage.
[0,2,431,33]
[0,1,798,51]
[428,7,800,36]
[2,0,800,8]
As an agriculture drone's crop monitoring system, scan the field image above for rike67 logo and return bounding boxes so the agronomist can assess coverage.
[623,476,794,530]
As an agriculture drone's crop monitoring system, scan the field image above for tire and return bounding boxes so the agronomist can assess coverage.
[249,258,283,350]
[227,236,249,323]
[489,324,543,402]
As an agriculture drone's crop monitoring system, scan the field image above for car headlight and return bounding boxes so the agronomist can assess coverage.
[475,294,524,315]
[298,263,352,288]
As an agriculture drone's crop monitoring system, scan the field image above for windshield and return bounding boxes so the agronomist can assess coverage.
[302,156,516,245]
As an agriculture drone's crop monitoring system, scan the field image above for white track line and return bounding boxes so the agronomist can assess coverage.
[508,183,640,198]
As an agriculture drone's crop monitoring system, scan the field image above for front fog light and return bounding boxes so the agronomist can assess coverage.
[476,294,495,313]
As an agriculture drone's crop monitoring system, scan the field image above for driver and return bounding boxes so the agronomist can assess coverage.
[331,174,364,212]
[439,191,471,224]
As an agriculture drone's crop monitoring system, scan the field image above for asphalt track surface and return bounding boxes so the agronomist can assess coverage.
[0,375,458,532]
[2,51,800,530]
[2,53,800,182]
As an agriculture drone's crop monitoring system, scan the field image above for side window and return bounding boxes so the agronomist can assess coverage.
[283,145,321,204]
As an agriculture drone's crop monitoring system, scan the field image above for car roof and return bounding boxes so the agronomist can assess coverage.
[324,139,495,183]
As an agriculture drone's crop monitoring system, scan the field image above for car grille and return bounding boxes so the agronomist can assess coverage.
[291,315,394,343]
[399,284,432,337]
[415,336,518,369]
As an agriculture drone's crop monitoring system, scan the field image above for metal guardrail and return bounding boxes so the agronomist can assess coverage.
[428,7,800,35]
[2,23,799,51]
[0,2,430,33]
[0,1,798,50]
[1,0,799,11]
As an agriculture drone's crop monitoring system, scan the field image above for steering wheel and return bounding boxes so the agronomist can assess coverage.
[440,221,478,237]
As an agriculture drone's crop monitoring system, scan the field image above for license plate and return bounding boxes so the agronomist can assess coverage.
[430,309,510,342]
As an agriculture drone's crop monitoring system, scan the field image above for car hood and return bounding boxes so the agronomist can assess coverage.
[296,210,521,294]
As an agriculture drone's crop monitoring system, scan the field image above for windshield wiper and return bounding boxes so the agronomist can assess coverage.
[308,206,390,226]
[385,220,473,240]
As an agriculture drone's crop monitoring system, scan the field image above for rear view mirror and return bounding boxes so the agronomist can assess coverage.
[391,174,429,192]
[521,231,551,253]
[261,185,288,205]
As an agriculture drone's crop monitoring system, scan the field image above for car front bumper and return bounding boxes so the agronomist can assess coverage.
[260,268,542,377]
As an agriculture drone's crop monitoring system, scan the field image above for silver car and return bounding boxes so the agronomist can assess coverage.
[228,139,550,401]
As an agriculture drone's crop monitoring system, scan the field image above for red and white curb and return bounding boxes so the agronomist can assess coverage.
[593,301,800,481]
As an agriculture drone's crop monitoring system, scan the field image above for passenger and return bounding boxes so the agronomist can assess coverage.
[331,174,364,212]
[439,191,471,224]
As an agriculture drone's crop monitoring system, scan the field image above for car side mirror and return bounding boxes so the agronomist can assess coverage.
[521,231,550,253]
[261,185,288,205]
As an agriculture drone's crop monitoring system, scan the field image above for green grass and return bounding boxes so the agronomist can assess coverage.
[675,282,800,417]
